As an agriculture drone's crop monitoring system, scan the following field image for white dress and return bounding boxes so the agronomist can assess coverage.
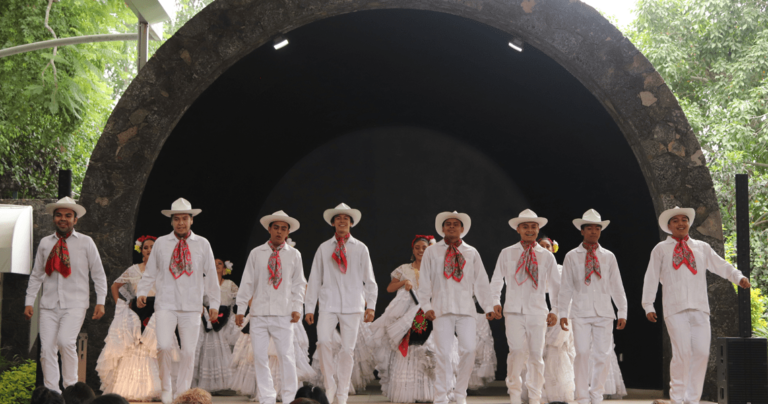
[590,337,627,399]
[192,279,238,391]
[540,264,576,402]
[97,265,181,401]
[229,315,315,400]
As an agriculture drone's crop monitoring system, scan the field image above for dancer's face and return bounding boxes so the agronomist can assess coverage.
[53,208,77,234]
[668,215,690,238]
[171,214,193,236]
[269,221,291,245]
[412,240,429,262]
[517,222,539,243]
[215,259,225,276]
[538,239,553,253]
[141,239,155,262]
[581,224,602,244]
[442,219,463,240]
[333,214,352,236]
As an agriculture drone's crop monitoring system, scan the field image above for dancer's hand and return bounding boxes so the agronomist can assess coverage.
[493,305,503,320]
[364,309,375,323]
[291,311,301,323]
[305,313,314,325]
[24,306,34,320]
[617,318,627,330]
[546,313,557,327]
[236,314,244,327]
[739,278,751,289]
[646,312,657,323]
[209,308,219,323]
[403,280,413,291]
[137,296,147,308]
[560,317,569,331]
[92,304,105,320]
[425,310,436,321]
[485,312,495,321]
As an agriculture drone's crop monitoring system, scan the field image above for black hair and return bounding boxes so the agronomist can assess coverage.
[441,219,464,227]
[332,214,354,225]
[667,215,690,224]
[269,221,291,229]
[88,394,130,404]
[63,382,96,404]
[31,387,64,404]
[580,224,603,230]
[294,385,329,404]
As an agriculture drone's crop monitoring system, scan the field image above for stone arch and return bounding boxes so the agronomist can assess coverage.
[78,0,735,397]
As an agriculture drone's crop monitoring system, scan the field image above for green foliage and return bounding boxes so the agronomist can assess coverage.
[0,360,36,404]
[626,0,768,290]
[0,0,212,198]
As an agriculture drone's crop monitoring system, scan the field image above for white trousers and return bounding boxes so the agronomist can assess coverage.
[38,303,87,393]
[156,310,201,397]
[433,314,477,404]
[665,309,710,404]
[505,313,547,403]
[572,316,614,404]
[316,311,362,403]
[251,315,298,404]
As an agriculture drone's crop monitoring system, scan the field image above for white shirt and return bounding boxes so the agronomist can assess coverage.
[642,236,745,318]
[490,242,561,316]
[25,230,108,309]
[115,264,157,300]
[418,240,494,317]
[206,279,238,307]
[558,243,628,319]
[305,234,378,314]
[237,242,307,316]
[137,231,221,312]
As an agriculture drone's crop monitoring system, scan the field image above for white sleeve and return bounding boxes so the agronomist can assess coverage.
[291,251,307,314]
[609,254,628,319]
[24,241,48,306]
[304,247,323,315]
[236,251,255,311]
[472,252,494,314]
[557,254,575,318]
[489,251,505,308]
[545,254,560,316]
[361,246,378,311]
[418,251,435,313]
[88,238,108,306]
[704,243,745,284]
[203,242,221,309]
[641,246,663,315]
[137,243,159,297]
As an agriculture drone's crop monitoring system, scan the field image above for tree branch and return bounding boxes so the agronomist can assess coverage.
[41,0,58,88]
[745,162,768,168]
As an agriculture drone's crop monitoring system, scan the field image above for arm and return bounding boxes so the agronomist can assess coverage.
[387,277,409,293]
[88,239,108,306]
[304,248,323,316]
[203,243,221,310]
[472,252,494,314]
[641,246,663,319]
[236,252,255,310]
[489,252,505,309]
[137,243,159,299]
[418,251,435,315]
[557,255,574,318]
[291,251,308,319]
[545,254,560,316]
[111,283,125,304]
[24,243,48,319]
[704,243,746,285]
[609,254,629,321]
[361,246,378,313]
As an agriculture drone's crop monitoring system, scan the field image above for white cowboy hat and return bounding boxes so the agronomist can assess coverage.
[260,210,300,233]
[508,209,548,229]
[323,203,362,227]
[658,206,696,234]
[161,198,202,217]
[45,196,86,218]
[573,209,611,230]
[435,211,472,238]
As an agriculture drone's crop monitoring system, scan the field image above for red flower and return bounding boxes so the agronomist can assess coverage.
[142,317,150,327]
[415,314,424,323]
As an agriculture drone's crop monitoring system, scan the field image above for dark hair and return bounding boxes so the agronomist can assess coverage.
[667,215,690,224]
[62,382,95,404]
[89,394,130,404]
[31,387,65,404]
[580,224,602,230]
[441,219,464,227]
[269,221,291,230]
[331,214,354,225]
[293,385,329,404]
[410,237,430,262]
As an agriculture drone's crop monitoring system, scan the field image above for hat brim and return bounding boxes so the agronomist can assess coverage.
[323,209,362,227]
[658,207,696,234]
[45,202,86,218]
[260,215,300,233]
[572,219,610,231]
[508,217,548,229]
[161,209,202,218]
[435,212,471,238]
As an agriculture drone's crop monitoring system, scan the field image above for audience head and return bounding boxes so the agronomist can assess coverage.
[293,385,329,404]
[31,386,65,404]
[88,394,129,404]
[62,382,95,404]
[172,388,212,404]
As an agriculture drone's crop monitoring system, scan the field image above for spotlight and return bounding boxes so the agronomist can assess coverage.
[273,35,289,50]
[508,37,524,52]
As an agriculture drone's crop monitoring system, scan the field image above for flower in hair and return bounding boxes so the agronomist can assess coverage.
[412,235,436,248]
[224,260,233,275]
[286,238,296,247]
[134,235,157,253]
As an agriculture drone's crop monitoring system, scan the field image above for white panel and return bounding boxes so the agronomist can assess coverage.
[125,0,177,24]
[0,205,33,275]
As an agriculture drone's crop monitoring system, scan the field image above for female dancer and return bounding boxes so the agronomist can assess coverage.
[192,259,238,392]
[97,235,172,401]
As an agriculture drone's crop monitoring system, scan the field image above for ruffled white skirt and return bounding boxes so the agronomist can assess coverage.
[601,343,627,399]
[541,325,576,402]
[193,318,233,392]
[469,313,497,390]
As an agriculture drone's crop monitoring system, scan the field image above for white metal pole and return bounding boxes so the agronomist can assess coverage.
[0,34,138,58]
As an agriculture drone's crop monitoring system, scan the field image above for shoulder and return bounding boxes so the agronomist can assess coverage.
[74,231,95,243]
[564,248,579,259]
[192,234,211,245]
[461,241,479,253]
[287,245,302,257]
[599,246,616,258]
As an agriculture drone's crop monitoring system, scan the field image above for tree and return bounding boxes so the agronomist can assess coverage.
[0,0,212,198]
[626,0,768,289]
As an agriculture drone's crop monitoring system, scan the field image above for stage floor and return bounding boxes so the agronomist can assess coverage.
[135,382,711,404]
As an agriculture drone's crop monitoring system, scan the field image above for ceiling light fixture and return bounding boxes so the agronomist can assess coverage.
[508,37,524,52]
[273,35,289,50]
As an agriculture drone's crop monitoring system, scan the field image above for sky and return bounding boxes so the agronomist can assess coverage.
[580,0,639,28]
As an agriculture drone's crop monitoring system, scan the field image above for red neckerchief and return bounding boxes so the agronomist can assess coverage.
[333,233,350,274]
[514,241,539,289]
[267,241,284,289]
[443,239,466,282]
[169,232,193,279]
[672,235,697,274]
[583,242,601,285]
[45,232,72,278]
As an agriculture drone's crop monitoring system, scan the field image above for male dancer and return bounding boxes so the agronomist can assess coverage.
[137,198,220,404]
[420,211,495,404]
[642,207,750,404]
[236,211,307,404]
[305,203,378,404]
[490,209,560,404]
[559,209,628,404]
[24,197,108,393]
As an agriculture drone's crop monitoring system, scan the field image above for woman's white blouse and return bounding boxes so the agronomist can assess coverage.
[115,264,156,300]
[205,279,238,307]
[392,263,420,289]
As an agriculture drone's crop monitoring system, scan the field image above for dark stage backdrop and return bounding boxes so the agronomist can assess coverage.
[135,9,663,388]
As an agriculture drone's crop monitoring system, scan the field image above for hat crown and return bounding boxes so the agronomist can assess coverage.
[272,210,289,216]
[57,196,76,204]
[582,209,602,221]
[335,203,351,210]
[519,209,538,218]
[171,198,193,210]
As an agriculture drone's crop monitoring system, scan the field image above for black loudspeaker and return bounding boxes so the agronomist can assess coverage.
[717,337,768,404]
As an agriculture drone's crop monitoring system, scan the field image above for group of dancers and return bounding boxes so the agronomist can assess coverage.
[24,196,751,404]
